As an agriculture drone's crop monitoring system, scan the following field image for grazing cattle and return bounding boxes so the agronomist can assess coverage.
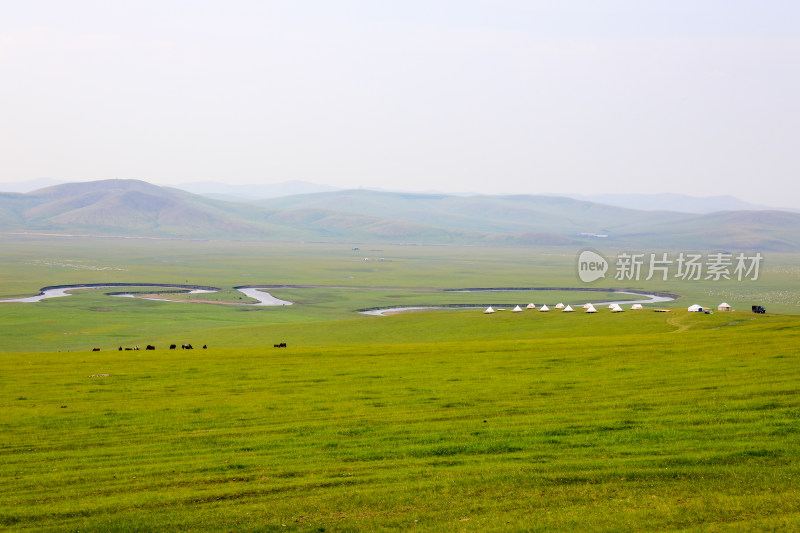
[125,348,133,351]
[274,342,287,348]
[134,346,140,351]
[202,345,207,349]
[146,345,155,351]
[169,344,176,350]
[92,348,100,351]
[182,344,193,350]
[118,346,123,351]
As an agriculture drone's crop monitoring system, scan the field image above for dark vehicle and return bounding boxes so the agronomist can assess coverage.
[752,305,766,314]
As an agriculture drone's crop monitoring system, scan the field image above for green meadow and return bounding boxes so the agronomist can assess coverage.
[1,236,799,530]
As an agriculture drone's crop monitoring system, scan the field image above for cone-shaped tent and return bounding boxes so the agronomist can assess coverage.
[583,303,592,309]
[563,305,575,312]
[512,305,523,312]
[484,306,495,314]
[631,303,643,310]
[526,303,536,309]
[608,303,616,309]
[555,303,565,309]
[585,305,598,313]
[611,304,624,312]
[539,304,550,312]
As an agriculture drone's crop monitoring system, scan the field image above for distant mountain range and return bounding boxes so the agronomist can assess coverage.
[174,180,340,201]
[4,179,795,214]
[0,179,798,251]
[562,193,796,214]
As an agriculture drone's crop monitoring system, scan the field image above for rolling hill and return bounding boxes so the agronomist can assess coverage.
[0,179,798,251]
[257,189,800,251]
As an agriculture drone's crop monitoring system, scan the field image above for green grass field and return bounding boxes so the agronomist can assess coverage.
[2,311,799,531]
[1,237,799,530]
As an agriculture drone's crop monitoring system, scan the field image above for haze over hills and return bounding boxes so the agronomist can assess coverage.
[0,179,798,251]
[166,180,794,214]
[174,180,340,201]
[561,193,792,214]
[4,179,795,214]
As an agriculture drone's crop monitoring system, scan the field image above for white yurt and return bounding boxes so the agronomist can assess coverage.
[563,305,575,312]
[631,303,644,310]
[526,303,536,309]
[512,305,523,312]
[539,304,550,312]
[484,306,495,314]
[585,305,598,313]
[718,302,732,311]
[687,304,703,312]
[555,303,565,309]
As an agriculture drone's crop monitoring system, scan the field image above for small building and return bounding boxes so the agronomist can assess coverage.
[718,302,732,312]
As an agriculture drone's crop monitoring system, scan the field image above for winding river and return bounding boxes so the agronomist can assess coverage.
[0,284,675,314]
[0,284,292,306]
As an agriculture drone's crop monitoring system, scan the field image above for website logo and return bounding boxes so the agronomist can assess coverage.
[576,249,764,283]
[577,249,608,283]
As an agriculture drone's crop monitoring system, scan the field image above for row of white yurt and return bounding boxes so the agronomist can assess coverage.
[485,302,649,313]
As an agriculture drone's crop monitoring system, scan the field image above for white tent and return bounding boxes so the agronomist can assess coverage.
[585,305,598,313]
[539,304,550,312]
[608,303,616,309]
[526,303,536,309]
[512,305,523,312]
[631,303,643,310]
[718,302,732,311]
[555,303,565,309]
[563,305,575,312]
[583,303,593,309]
[484,306,495,314]
[611,304,624,312]
[688,304,703,312]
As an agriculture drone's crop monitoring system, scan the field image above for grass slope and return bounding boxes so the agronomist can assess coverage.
[1,311,799,531]
[4,180,303,239]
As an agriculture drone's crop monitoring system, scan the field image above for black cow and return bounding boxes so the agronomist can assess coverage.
[274,342,287,348]
[169,344,176,350]
[182,344,193,350]
[202,345,207,349]
[92,348,100,352]
[146,345,155,351]
[118,346,123,351]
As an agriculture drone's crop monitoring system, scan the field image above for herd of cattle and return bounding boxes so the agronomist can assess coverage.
[91,344,206,351]
[91,343,288,351]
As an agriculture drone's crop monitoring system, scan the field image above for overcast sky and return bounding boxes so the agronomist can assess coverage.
[2,1,799,206]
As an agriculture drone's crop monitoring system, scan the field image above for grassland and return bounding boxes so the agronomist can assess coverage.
[1,236,799,530]
[2,311,799,531]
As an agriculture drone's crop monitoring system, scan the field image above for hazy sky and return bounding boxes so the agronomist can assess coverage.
[2,1,799,206]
